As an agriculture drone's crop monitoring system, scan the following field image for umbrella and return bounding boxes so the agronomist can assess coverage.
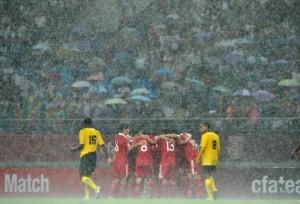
[71,80,92,88]
[160,82,182,91]
[105,98,127,105]
[89,85,107,93]
[130,88,151,96]
[0,56,10,63]
[247,56,268,65]
[155,68,175,76]
[265,38,285,47]
[113,52,134,68]
[271,59,291,65]
[111,76,132,85]
[234,89,251,96]
[204,56,222,67]
[54,45,85,61]
[259,78,278,87]
[32,42,52,52]
[252,90,275,102]
[212,85,233,95]
[119,27,139,41]
[225,54,246,64]
[87,72,105,81]
[184,78,207,92]
[287,35,300,45]
[128,95,151,103]
[214,40,236,48]
[278,79,300,87]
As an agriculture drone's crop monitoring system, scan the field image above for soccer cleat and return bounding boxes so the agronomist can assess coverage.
[213,191,218,200]
[108,196,114,199]
[95,187,101,199]
[206,198,214,201]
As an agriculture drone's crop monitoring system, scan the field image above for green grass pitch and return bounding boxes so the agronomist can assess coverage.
[0,199,298,204]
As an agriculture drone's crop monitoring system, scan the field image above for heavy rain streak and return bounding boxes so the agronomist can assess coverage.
[0,0,299,201]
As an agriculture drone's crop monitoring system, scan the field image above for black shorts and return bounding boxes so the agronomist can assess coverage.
[202,165,216,174]
[79,152,97,177]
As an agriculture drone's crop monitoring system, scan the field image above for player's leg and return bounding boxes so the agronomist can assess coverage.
[109,163,120,198]
[193,174,205,198]
[210,176,218,198]
[134,177,143,197]
[169,163,177,198]
[80,153,100,199]
[84,185,90,200]
[119,164,128,198]
[160,163,169,198]
[202,166,214,201]
[145,165,155,198]
[192,161,205,198]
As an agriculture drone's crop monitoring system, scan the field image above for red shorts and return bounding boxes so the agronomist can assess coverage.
[135,165,153,178]
[188,159,200,175]
[113,162,128,179]
[159,162,176,180]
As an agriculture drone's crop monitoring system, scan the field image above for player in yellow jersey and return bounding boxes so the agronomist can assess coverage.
[196,121,220,201]
[70,117,112,200]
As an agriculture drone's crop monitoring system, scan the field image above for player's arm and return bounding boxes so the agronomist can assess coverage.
[71,130,85,152]
[128,140,143,152]
[196,145,205,161]
[100,144,113,163]
[159,135,175,143]
[291,143,300,159]
[143,135,156,144]
[162,134,181,139]
[178,134,192,145]
[70,144,84,152]
[196,135,207,163]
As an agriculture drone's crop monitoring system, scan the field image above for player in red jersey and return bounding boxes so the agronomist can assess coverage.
[109,124,131,198]
[128,129,156,198]
[151,131,162,198]
[156,130,179,198]
[178,133,205,198]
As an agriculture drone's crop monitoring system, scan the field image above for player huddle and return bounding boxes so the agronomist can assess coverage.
[108,123,219,200]
[71,118,220,201]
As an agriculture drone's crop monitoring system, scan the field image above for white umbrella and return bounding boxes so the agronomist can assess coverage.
[130,88,151,96]
[71,80,92,88]
[234,89,251,96]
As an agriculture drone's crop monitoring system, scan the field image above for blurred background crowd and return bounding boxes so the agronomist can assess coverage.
[0,0,299,134]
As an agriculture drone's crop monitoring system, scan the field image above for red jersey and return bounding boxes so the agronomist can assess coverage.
[134,136,155,166]
[180,133,199,161]
[113,133,130,164]
[158,139,176,164]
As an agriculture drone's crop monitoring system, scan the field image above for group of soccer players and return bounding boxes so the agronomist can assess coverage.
[71,118,220,201]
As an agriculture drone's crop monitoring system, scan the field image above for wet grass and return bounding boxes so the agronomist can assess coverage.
[0,198,298,204]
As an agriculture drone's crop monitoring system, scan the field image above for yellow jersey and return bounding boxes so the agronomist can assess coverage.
[79,127,105,158]
[199,131,220,166]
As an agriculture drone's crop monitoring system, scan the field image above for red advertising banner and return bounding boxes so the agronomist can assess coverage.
[0,167,113,198]
[1,166,299,198]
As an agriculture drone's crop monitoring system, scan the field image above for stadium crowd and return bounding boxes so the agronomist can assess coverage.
[0,0,299,134]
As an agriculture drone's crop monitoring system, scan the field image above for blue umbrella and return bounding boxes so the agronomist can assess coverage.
[111,76,132,85]
[225,54,246,64]
[155,68,175,76]
[271,59,291,65]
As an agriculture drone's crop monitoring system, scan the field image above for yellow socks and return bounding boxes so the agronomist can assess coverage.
[82,176,98,191]
[205,178,213,200]
[210,176,217,192]
[84,184,90,199]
